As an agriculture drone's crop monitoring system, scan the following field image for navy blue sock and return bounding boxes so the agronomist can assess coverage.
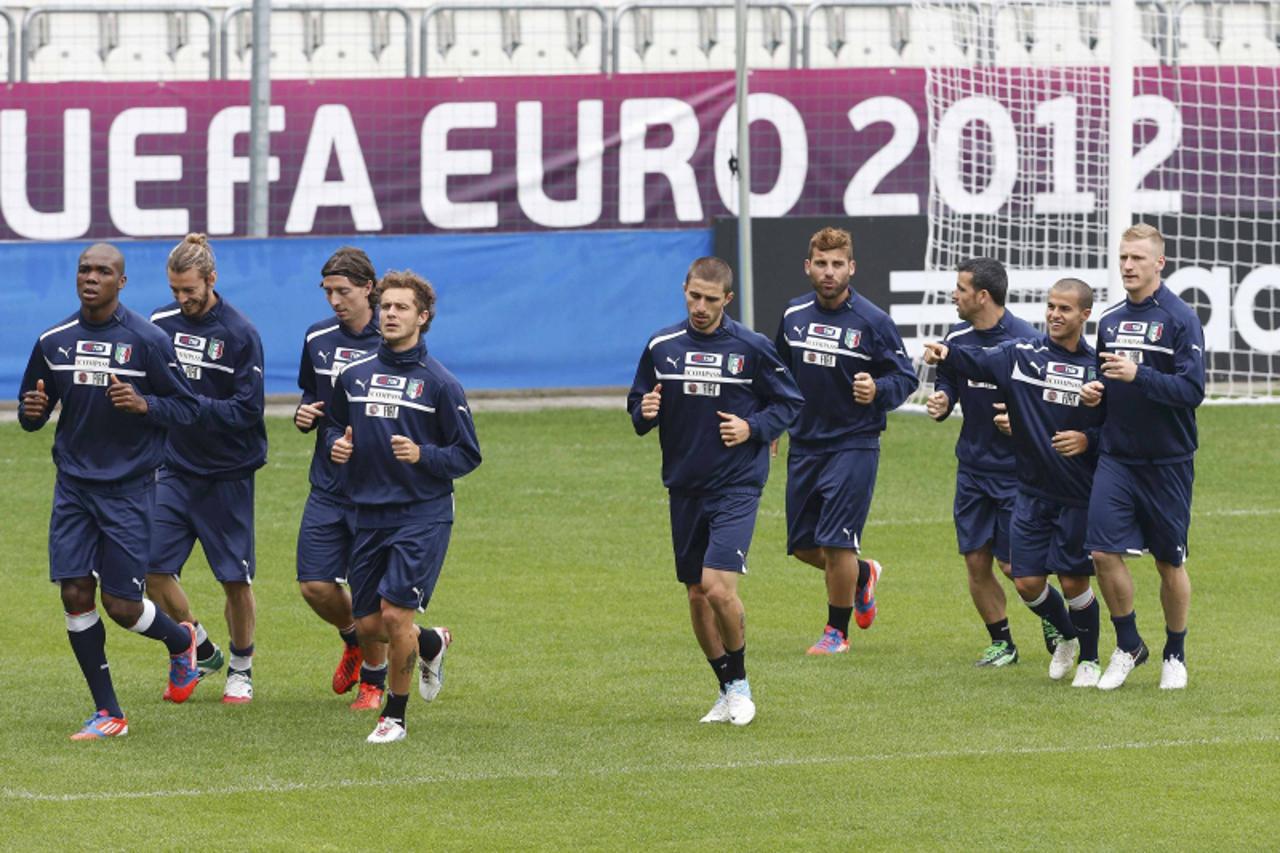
[1163,628,1187,662]
[708,654,731,689]
[67,612,123,718]
[856,560,871,589]
[383,691,408,724]
[418,627,443,661]
[339,626,359,649]
[359,663,387,689]
[726,645,746,682]
[1027,586,1078,640]
[131,601,193,655]
[1111,611,1143,653]
[1070,598,1101,663]
[827,605,852,637]
[985,618,1013,646]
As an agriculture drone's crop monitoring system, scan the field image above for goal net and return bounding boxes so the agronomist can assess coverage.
[912,0,1279,401]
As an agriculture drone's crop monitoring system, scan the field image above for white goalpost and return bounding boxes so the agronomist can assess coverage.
[912,0,1280,401]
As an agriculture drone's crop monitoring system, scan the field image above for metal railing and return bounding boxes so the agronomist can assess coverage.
[613,0,799,71]
[0,9,14,82]
[21,5,217,80]
[221,2,413,79]
[421,3,609,76]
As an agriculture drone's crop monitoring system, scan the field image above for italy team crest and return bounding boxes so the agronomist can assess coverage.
[406,378,425,399]
[113,343,132,364]
[207,338,225,360]
[726,354,745,375]
[844,328,862,349]
[1147,322,1163,343]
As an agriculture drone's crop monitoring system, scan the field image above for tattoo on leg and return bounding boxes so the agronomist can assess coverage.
[400,650,418,676]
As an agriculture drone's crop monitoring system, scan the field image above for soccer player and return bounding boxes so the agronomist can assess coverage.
[295,247,390,710]
[325,270,481,743]
[18,243,202,739]
[1080,224,1206,691]
[628,257,803,726]
[924,278,1105,686]
[773,227,917,655]
[925,258,1044,667]
[146,234,267,704]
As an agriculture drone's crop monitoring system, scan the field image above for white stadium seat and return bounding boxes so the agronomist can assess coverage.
[1218,2,1280,63]
[899,7,972,67]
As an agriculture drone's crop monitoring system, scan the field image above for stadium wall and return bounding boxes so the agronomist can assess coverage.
[1,229,711,396]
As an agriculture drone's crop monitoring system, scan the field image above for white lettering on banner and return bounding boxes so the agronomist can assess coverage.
[207,105,285,236]
[108,107,189,237]
[1234,266,1280,354]
[1167,266,1230,352]
[286,105,382,233]
[1033,97,1095,215]
[934,96,1018,215]
[1131,96,1182,215]
[843,96,920,216]
[516,100,604,228]
[421,102,498,229]
[0,109,91,240]
[714,94,808,217]
[618,98,703,224]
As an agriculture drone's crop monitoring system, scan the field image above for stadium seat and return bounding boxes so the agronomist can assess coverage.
[1028,7,1095,64]
[1218,2,1280,63]
[1092,6,1163,66]
[225,10,315,79]
[898,7,972,67]
[100,13,177,81]
[806,5,900,68]
[310,11,407,78]
[1173,2,1220,64]
[25,12,109,82]
[615,7,715,72]
[992,5,1030,65]
[504,8,607,75]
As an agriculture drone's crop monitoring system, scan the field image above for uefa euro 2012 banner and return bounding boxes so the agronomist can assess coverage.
[0,67,1276,240]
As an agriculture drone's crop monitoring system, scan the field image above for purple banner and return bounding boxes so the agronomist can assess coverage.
[0,67,1274,240]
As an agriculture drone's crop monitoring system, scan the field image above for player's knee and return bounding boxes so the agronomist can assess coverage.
[1013,576,1045,601]
[1060,576,1090,599]
[99,594,141,626]
[59,578,96,614]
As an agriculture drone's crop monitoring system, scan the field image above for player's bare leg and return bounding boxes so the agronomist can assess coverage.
[220,581,256,703]
[686,585,725,659]
[1155,560,1190,688]
[364,603,418,742]
[824,547,857,609]
[145,573,195,623]
[965,546,1007,624]
[1093,551,1149,690]
[697,569,752,724]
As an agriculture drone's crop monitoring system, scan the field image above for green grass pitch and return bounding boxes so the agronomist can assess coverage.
[1,405,1278,850]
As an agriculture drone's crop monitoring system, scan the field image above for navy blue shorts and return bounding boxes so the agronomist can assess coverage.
[349,521,452,618]
[49,473,154,600]
[296,489,357,583]
[1086,454,1193,566]
[149,468,255,584]
[668,491,759,585]
[953,469,1016,562]
[1009,491,1093,578]
[786,448,878,554]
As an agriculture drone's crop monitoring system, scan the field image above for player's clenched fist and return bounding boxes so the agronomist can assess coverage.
[716,410,750,447]
[641,383,662,420]
[925,390,950,420]
[21,378,49,421]
[1099,351,1138,383]
[331,425,354,464]
[852,372,877,405]
[295,400,324,430]
[921,341,949,365]
[107,374,148,414]
[992,402,1012,436]
[390,434,420,464]
[1080,380,1104,407]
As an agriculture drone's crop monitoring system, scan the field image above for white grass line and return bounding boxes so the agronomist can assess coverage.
[6,732,1276,803]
